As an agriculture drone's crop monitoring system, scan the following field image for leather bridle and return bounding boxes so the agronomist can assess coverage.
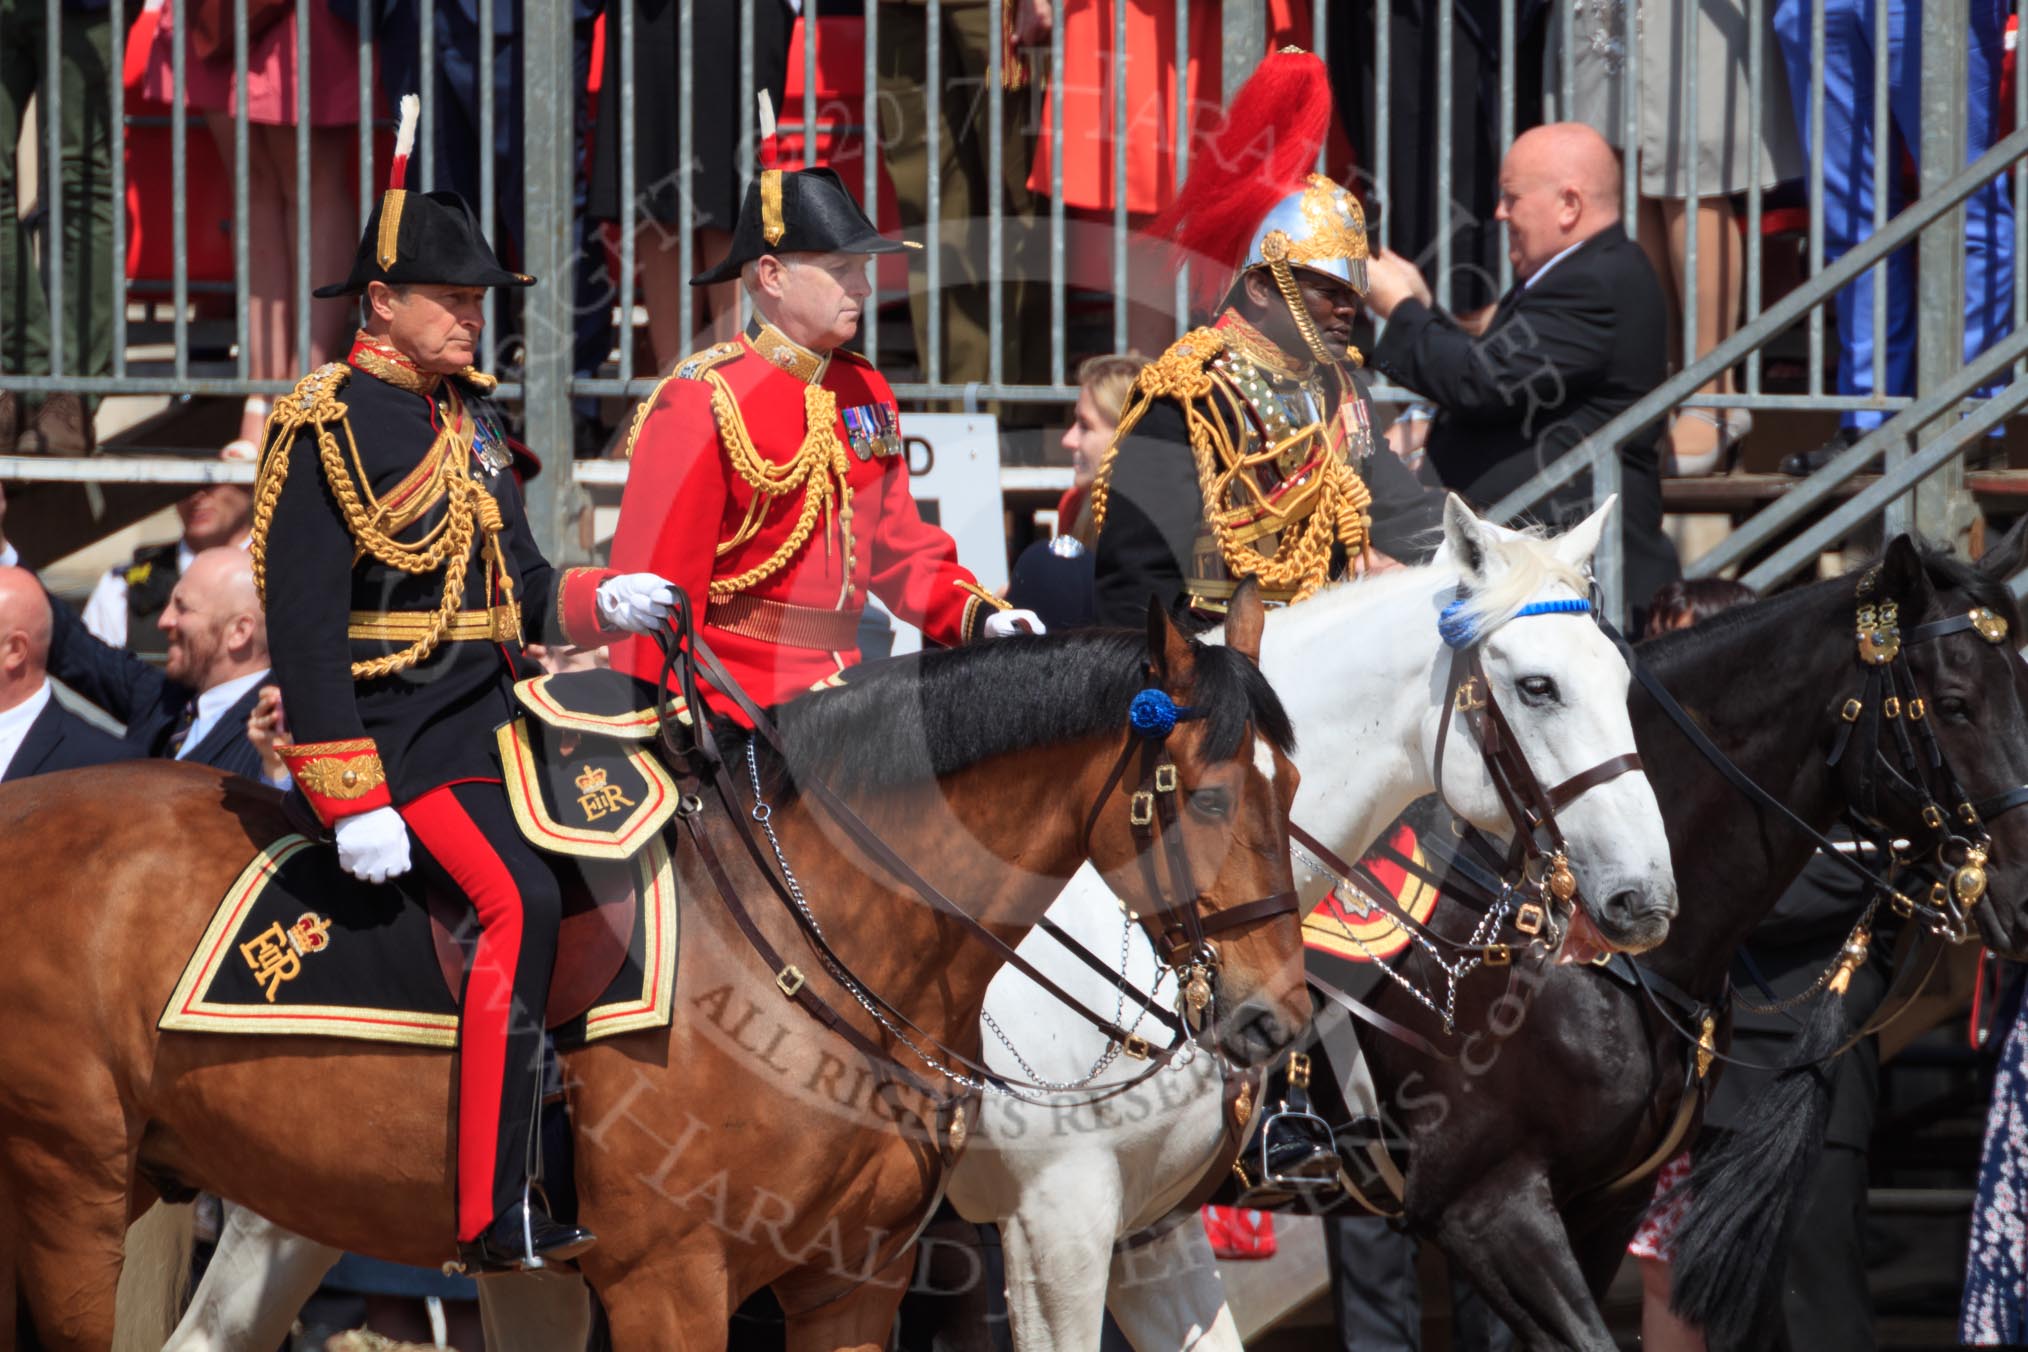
[1827,567,2025,943]
[1427,593,1646,959]
[648,593,1295,1108]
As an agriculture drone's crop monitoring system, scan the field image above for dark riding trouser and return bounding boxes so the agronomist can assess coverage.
[403,781,563,1242]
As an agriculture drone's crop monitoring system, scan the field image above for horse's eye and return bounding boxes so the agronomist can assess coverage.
[1937,695,1974,724]
[1189,788,1232,819]
[1518,675,1559,704]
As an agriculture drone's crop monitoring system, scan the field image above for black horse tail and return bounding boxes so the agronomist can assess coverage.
[1667,992,1849,1349]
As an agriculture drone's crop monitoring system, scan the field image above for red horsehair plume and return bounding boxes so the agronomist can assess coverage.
[1150,48,1334,313]
[388,93,419,191]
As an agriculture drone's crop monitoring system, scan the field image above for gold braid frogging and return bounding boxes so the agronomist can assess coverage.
[703,372,855,600]
[250,364,515,680]
[1090,328,1371,605]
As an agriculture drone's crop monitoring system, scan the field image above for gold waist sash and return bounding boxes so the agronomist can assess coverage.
[347,606,522,644]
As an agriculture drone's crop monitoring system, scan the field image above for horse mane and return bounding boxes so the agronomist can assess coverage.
[743,628,1295,798]
[1451,527,1590,638]
[1642,540,2021,659]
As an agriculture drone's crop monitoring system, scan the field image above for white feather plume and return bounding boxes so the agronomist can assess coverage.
[393,93,419,166]
[756,90,776,143]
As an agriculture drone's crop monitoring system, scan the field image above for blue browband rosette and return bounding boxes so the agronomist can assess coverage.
[1128,688,1199,739]
[1439,594,1592,649]
[1437,596,1479,650]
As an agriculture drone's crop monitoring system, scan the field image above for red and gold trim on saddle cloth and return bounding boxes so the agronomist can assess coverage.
[277,738,392,825]
[495,718,681,861]
[157,834,680,1048]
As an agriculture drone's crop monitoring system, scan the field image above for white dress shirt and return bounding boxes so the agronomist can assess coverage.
[176,668,269,761]
[0,680,53,780]
[1523,237,1589,290]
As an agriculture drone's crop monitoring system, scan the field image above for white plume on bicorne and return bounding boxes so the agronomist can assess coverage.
[390,93,420,183]
[756,90,777,144]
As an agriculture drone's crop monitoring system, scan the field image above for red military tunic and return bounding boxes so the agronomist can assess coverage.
[610,320,1000,716]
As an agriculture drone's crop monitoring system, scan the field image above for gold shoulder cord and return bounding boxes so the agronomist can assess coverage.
[1089,330,1372,605]
[702,370,855,601]
[251,364,513,680]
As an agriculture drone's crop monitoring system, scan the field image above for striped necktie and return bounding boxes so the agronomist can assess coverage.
[164,700,198,758]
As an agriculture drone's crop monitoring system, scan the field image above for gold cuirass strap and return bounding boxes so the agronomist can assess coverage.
[348,605,522,644]
[707,595,863,652]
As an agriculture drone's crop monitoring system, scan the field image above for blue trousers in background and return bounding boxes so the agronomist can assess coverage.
[1771,0,2014,430]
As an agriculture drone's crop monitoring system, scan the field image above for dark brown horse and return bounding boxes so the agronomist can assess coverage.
[0,596,1307,1351]
[1354,535,2028,1350]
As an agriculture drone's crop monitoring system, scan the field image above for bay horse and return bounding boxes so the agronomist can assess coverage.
[153,496,1683,1351]
[0,594,1310,1351]
[1340,532,2028,1350]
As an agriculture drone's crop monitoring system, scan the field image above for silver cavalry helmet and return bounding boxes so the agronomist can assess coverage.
[1241,173,1370,296]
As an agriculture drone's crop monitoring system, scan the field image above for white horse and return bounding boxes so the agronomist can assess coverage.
[145,496,1677,1352]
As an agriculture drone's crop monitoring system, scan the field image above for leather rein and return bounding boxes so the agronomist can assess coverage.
[647,594,1294,1109]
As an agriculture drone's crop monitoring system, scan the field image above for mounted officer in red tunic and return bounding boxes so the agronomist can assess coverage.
[250,98,678,1272]
[609,99,1042,715]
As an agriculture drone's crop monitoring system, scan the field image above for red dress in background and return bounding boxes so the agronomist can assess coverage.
[1026,0,1350,292]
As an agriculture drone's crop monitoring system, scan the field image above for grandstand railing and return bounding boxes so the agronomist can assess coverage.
[1,0,2021,582]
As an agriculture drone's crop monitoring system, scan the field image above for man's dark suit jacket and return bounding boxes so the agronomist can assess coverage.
[1,697,131,782]
[44,598,266,780]
[1371,221,1681,612]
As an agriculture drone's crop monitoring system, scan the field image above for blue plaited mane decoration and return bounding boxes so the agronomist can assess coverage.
[1439,593,1592,649]
[1128,688,1200,739]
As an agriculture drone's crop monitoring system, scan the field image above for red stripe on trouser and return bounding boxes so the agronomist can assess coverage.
[401,783,551,1242]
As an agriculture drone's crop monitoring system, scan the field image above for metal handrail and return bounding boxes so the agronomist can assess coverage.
[1739,377,2028,590]
[1483,119,2028,606]
[1687,325,2028,579]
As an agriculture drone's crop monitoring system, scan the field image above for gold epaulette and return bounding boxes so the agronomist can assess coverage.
[250,363,352,601]
[614,342,744,462]
[1089,329,1227,536]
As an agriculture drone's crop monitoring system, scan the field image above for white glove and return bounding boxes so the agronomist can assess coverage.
[335,806,413,884]
[983,608,1046,639]
[597,573,678,636]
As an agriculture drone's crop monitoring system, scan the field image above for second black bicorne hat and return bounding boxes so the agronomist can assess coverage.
[313,95,535,298]
[690,96,917,286]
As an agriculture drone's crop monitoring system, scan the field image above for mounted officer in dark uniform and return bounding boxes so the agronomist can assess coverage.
[251,97,679,1272]
[1090,49,1445,629]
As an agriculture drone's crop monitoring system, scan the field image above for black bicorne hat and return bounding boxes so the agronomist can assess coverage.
[690,96,917,286]
[313,95,535,299]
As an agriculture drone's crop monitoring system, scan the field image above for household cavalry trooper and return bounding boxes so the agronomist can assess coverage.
[1089,48,1447,629]
[250,96,679,1273]
[608,96,1042,717]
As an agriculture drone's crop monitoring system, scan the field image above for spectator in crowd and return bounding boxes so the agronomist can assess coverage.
[591,0,792,367]
[877,0,1051,390]
[0,502,272,785]
[1363,121,1681,616]
[1,0,117,455]
[1332,0,1512,322]
[0,567,128,781]
[1966,968,2028,1342]
[1030,0,1336,355]
[1005,351,1142,629]
[1771,0,2014,475]
[82,481,254,660]
[359,0,612,453]
[135,0,363,459]
[1554,0,1803,475]
[1641,575,1760,637]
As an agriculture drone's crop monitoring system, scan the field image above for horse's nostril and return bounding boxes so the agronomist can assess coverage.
[1606,889,1644,925]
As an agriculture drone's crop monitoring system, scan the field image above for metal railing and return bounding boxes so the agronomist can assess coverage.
[1,0,2021,580]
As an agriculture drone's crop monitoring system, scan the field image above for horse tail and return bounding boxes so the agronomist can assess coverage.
[112,1201,194,1352]
[1667,992,1848,1348]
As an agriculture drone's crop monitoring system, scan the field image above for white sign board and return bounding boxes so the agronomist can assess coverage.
[869,412,1006,655]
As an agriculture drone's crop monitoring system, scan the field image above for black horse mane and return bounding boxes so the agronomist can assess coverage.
[1643,541,2019,659]
[735,628,1294,797]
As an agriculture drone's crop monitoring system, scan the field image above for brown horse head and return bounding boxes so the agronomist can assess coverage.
[1086,580,1309,1067]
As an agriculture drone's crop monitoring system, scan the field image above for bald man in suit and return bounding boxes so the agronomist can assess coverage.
[0,567,127,781]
